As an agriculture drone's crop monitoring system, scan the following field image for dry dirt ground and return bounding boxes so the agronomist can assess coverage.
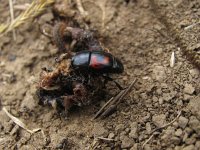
[0,0,200,149]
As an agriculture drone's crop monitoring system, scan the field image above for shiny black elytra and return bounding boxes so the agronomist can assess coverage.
[71,50,124,74]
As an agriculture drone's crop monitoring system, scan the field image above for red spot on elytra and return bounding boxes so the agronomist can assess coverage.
[90,55,109,69]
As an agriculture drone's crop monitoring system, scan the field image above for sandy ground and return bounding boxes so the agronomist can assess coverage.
[0,0,200,149]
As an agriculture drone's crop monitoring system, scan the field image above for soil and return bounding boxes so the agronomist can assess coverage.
[0,0,200,149]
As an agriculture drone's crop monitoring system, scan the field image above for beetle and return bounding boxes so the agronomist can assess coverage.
[71,50,124,74]
[52,23,125,89]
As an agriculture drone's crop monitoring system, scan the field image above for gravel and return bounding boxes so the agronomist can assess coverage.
[120,135,133,148]
[184,84,195,95]
[188,116,200,135]
[175,128,183,137]
[145,122,152,134]
[92,123,108,137]
[178,116,189,129]
[188,97,200,119]
[129,122,138,139]
[152,114,166,127]
[153,65,167,81]
[182,145,195,150]
[108,132,115,139]
[189,69,200,78]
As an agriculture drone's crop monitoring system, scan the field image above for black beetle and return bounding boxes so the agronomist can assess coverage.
[71,50,124,74]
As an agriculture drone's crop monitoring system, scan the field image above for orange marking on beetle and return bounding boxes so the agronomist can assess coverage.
[90,55,109,68]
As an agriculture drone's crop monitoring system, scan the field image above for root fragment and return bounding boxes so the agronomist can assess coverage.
[94,79,137,119]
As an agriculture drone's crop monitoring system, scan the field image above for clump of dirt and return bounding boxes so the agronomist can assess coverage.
[0,0,200,149]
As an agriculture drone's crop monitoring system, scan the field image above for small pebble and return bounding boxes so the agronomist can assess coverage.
[120,135,133,148]
[92,123,108,137]
[108,133,115,139]
[175,128,183,137]
[129,122,138,139]
[158,98,164,105]
[178,116,189,129]
[188,97,200,119]
[130,143,138,150]
[171,136,181,145]
[153,66,167,81]
[182,145,195,150]
[195,141,200,149]
[184,84,195,95]
[183,94,193,101]
[152,114,166,127]
[189,69,199,77]
[146,122,151,134]
[185,135,196,145]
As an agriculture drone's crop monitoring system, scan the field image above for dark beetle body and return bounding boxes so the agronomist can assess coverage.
[71,50,124,74]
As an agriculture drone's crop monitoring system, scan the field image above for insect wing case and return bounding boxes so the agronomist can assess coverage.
[71,51,90,71]
[89,51,113,73]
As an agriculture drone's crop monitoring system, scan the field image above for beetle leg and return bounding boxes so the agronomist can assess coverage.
[113,80,123,90]
[102,75,124,90]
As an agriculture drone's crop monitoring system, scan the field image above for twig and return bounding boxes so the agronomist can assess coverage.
[96,137,114,141]
[9,0,16,40]
[142,134,154,149]
[115,79,137,105]
[109,89,126,106]
[142,110,182,149]
[101,79,137,118]
[94,89,125,119]
[2,107,41,134]
[93,97,113,119]
[94,79,137,119]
